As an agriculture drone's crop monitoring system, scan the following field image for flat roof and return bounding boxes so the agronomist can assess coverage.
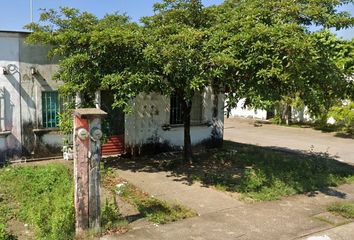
[0,30,30,34]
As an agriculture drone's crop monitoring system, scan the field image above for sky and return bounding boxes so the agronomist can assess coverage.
[0,0,353,39]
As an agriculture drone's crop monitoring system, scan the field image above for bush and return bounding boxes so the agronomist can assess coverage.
[329,102,354,134]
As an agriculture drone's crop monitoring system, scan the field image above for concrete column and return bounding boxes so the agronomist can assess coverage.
[73,108,107,236]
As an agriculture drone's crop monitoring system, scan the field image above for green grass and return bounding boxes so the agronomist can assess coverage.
[219,142,354,201]
[158,141,354,202]
[328,202,354,219]
[119,183,196,224]
[0,163,135,239]
[0,204,16,240]
[0,164,75,240]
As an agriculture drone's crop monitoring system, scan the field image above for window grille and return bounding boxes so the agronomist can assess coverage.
[42,91,60,128]
[170,93,203,125]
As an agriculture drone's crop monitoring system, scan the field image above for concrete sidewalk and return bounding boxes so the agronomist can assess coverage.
[298,222,354,240]
[103,168,354,240]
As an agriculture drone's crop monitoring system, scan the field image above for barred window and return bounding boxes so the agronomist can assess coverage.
[42,91,60,128]
[170,94,183,124]
[170,93,203,125]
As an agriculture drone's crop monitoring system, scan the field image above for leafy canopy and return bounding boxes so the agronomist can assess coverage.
[26,7,143,103]
[208,0,354,115]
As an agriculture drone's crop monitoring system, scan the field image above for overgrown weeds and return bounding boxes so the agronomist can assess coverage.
[0,164,75,240]
[207,142,354,201]
[328,201,354,219]
[0,163,129,239]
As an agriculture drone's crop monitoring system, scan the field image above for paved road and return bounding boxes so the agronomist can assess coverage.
[224,118,354,164]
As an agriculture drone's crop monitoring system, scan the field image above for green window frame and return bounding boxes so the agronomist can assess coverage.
[42,91,60,128]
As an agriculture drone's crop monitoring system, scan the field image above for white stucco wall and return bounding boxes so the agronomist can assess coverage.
[125,88,224,152]
[292,106,312,123]
[228,98,268,120]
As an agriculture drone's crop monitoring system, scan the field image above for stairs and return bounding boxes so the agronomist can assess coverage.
[102,135,125,156]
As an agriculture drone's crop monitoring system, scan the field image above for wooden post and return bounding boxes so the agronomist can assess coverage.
[73,108,107,236]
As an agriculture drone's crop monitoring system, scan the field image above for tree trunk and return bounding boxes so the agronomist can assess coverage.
[182,98,193,164]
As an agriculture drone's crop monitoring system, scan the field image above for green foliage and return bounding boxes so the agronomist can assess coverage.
[58,101,75,136]
[101,198,128,231]
[0,224,16,240]
[328,201,354,219]
[210,0,354,116]
[26,1,354,160]
[136,198,195,224]
[329,102,354,134]
[26,8,143,100]
[0,164,74,240]
[0,204,16,240]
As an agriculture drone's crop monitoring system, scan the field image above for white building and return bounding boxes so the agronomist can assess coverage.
[0,31,225,163]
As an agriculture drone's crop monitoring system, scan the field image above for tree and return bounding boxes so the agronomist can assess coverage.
[26,2,218,163]
[208,0,354,119]
[103,0,216,163]
[26,8,143,103]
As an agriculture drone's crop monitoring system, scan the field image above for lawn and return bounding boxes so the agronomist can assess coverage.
[0,162,195,239]
[112,141,354,201]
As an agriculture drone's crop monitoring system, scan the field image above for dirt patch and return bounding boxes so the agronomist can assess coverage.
[7,219,34,240]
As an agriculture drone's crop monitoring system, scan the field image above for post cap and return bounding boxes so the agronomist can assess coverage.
[73,108,107,118]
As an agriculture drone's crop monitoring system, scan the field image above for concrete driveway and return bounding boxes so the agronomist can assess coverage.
[224,118,354,165]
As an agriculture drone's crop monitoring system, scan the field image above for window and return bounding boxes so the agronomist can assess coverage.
[42,91,60,128]
[170,93,203,125]
[170,94,183,124]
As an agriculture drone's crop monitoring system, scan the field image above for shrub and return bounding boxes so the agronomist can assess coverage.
[329,102,354,134]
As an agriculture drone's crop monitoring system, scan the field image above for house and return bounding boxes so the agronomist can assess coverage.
[227,98,312,123]
[0,30,225,163]
[0,30,62,163]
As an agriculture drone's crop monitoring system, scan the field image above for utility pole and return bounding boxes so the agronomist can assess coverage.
[30,0,33,23]
[73,108,107,236]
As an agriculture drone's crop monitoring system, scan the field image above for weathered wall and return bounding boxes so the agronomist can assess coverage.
[0,32,23,161]
[0,31,63,162]
[19,35,62,157]
[125,87,224,154]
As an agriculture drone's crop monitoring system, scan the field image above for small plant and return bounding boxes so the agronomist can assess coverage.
[328,201,354,219]
[58,102,75,136]
[101,197,128,232]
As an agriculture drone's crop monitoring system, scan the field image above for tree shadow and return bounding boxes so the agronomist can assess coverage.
[103,140,354,200]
